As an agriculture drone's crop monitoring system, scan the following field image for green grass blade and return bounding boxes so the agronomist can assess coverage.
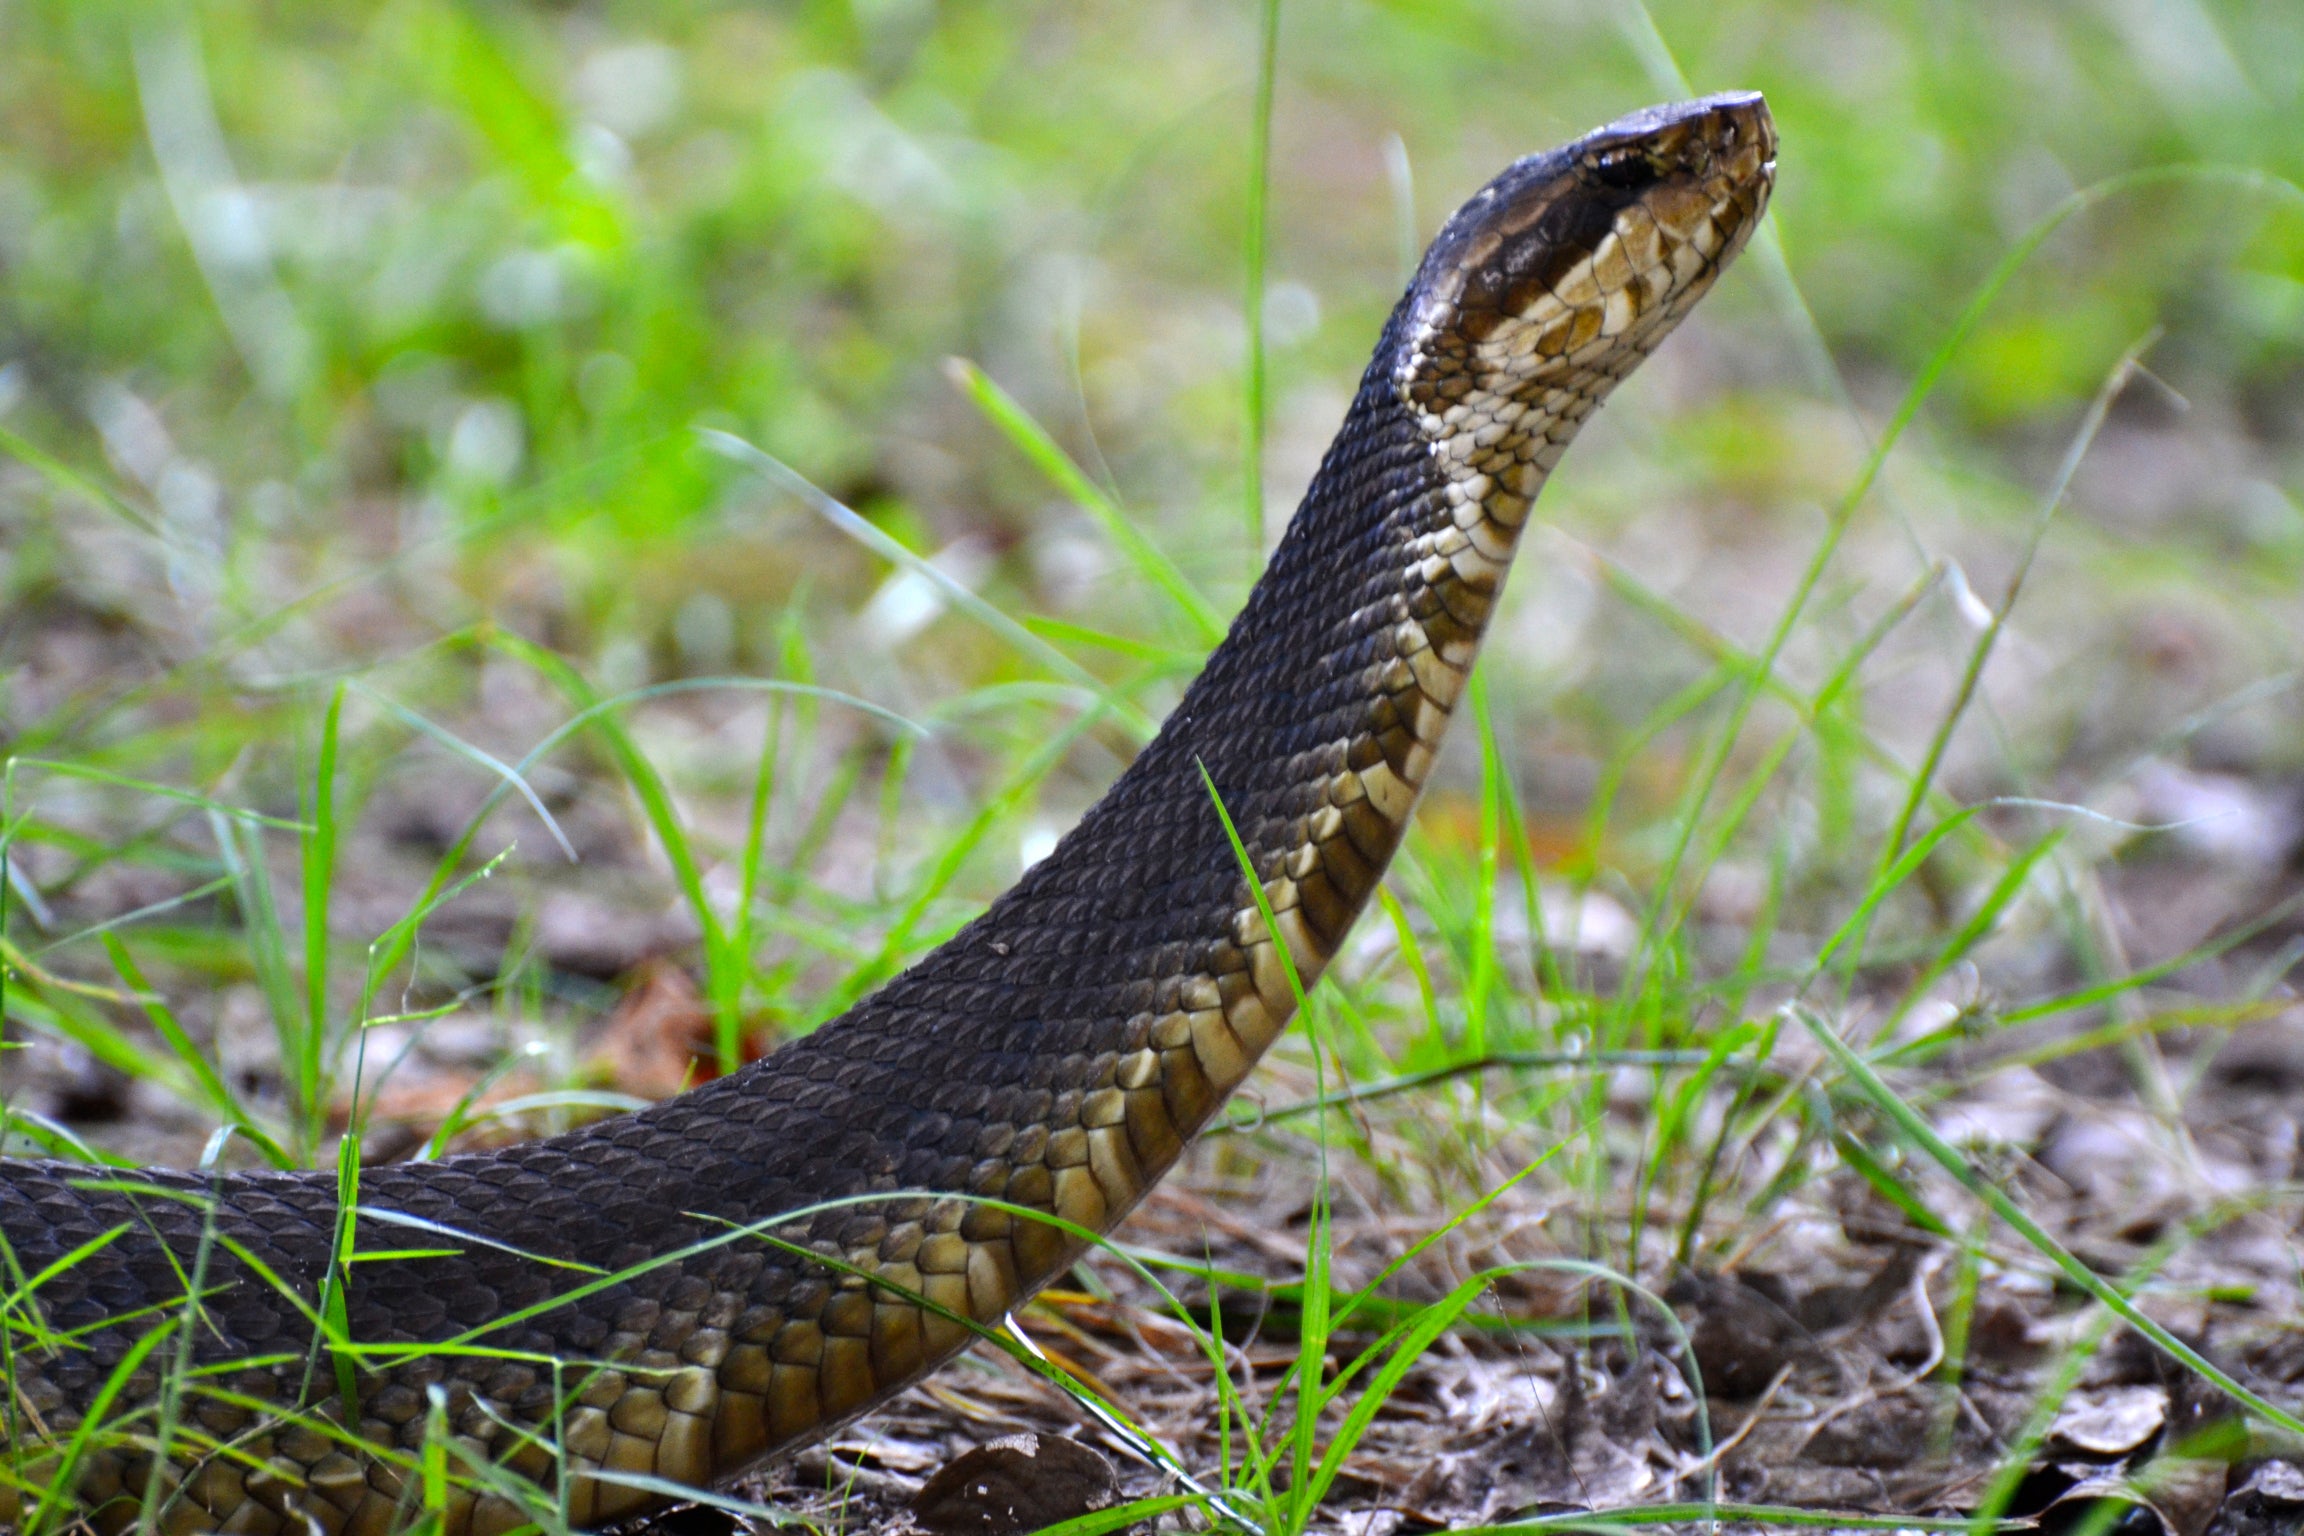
[206,808,311,1148]
[1374,884,1439,1050]
[4,965,186,1095]
[4,759,310,834]
[948,358,1225,644]
[356,849,515,1031]
[101,935,289,1168]
[1241,0,1282,572]
[1020,613,1204,669]
[1633,165,2304,990]
[485,628,727,978]
[25,874,234,961]
[722,698,783,1073]
[303,684,345,1090]
[1881,829,2066,1032]
[831,703,1108,1012]
[1196,760,1328,1525]
[1871,331,2155,878]
[1800,1007,2304,1438]
[700,428,1156,740]
[21,1317,174,1534]
[350,683,576,863]
[0,423,161,540]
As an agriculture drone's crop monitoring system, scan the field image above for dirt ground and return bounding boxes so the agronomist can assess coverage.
[12,729,2304,1535]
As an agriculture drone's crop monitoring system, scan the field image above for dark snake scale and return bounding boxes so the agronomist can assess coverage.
[1,95,1774,1535]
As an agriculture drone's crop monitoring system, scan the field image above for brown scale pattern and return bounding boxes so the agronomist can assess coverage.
[0,94,1773,1534]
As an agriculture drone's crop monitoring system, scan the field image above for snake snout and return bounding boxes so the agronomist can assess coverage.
[1575,92,1774,268]
[1590,91,1775,186]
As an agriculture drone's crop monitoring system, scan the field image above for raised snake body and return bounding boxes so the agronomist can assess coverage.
[1,94,1774,1534]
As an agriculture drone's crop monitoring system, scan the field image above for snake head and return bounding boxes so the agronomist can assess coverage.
[1396,91,1775,424]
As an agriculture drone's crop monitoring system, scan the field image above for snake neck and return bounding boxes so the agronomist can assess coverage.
[821,289,1579,1150]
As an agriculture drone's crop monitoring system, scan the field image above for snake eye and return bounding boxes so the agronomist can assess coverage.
[1589,145,1658,194]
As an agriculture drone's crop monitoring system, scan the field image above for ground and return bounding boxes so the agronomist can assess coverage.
[7,2,2304,1533]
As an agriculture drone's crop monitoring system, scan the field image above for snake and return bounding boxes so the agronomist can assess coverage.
[1,93,1773,1535]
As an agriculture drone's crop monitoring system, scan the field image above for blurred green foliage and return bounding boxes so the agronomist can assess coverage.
[4,1,2299,581]
[4,0,2304,1368]
[4,0,2304,888]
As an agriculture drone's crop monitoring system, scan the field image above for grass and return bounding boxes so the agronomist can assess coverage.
[7,0,2304,1531]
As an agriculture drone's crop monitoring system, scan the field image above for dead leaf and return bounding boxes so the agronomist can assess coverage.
[2045,1458,2224,1536]
[1672,1271,1807,1399]
[2131,1451,2232,1536]
[2050,1384,2167,1456]
[2238,1460,2304,1504]
[912,1432,1117,1536]
[589,960,767,1099]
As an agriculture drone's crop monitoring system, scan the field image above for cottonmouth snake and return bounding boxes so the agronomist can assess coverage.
[1,94,1773,1535]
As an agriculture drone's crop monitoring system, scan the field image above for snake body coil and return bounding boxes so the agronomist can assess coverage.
[2,95,1773,1535]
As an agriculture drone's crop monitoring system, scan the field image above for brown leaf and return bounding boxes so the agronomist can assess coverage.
[2132,1453,2232,1536]
[1671,1271,1807,1400]
[589,960,766,1100]
[2045,1456,2227,1536]
[911,1432,1118,1536]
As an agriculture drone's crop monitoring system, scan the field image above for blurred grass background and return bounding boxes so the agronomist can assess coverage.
[8,6,2304,1524]
[5,0,2304,1163]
